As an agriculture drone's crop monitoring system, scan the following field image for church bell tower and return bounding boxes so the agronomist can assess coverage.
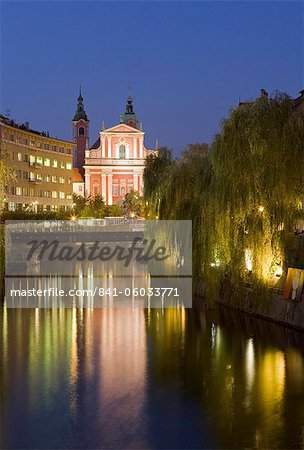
[72,87,89,174]
[120,89,139,129]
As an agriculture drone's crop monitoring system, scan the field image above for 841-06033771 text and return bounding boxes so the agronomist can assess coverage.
[10,287,181,298]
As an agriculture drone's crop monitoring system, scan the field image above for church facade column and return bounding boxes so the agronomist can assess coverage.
[108,173,113,205]
[85,171,91,196]
[134,171,139,192]
[101,136,105,158]
[101,173,106,201]
[133,137,137,158]
[108,136,112,157]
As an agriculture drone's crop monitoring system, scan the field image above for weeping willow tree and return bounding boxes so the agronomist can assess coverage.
[144,143,212,278]
[143,146,175,217]
[144,93,304,304]
[198,93,304,302]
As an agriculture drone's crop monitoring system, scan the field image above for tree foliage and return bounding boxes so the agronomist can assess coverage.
[144,94,304,303]
[0,151,15,214]
[123,190,144,217]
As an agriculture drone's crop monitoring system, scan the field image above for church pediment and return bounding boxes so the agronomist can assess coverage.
[103,123,144,134]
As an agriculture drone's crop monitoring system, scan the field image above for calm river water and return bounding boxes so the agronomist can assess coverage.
[1,302,304,449]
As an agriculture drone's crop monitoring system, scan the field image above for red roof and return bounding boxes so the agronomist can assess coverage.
[72,168,84,182]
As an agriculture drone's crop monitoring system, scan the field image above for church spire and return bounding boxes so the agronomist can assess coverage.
[73,87,88,121]
[120,86,139,129]
[78,86,83,102]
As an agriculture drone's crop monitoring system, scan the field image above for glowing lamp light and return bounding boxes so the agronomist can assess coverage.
[245,249,253,272]
[275,266,283,278]
[71,216,76,221]
[258,206,264,213]
[211,259,220,268]
[130,212,135,218]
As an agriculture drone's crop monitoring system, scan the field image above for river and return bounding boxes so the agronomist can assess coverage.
[1,300,304,449]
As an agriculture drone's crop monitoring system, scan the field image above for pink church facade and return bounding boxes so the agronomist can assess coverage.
[85,123,151,205]
[72,92,155,204]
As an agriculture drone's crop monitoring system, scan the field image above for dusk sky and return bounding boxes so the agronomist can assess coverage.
[1,1,302,154]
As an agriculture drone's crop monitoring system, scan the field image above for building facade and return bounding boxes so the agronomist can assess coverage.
[0,115,74,212]
[72,167,85,197]
[73,93,155,204]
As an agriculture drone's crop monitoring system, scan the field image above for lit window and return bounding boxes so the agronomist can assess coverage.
[59,192,65,199]
[53,160,58,168]
[36,156,43,166]
[66,163,72,170]
[17,153,22,161]
[52,175,57,183]
[16,187,22,196]
[45,175,50,182]
[61,161,65,169]
[119,145,126,159]
[36,173,42,181]
[59,177,64,184]
[66,194,72,200]
[44,158,50,167]
[52,191,58,199]
[29,155,35,165]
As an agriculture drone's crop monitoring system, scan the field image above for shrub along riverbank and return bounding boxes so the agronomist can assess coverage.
[144,92,304,322]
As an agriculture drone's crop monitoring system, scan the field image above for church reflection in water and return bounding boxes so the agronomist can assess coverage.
[2,298,304,449]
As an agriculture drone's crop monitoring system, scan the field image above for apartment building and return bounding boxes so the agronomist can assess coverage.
[0,115,74,212]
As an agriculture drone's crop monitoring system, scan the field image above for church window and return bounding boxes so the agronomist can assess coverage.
[121,186,125,196]
[79,127,85,136]
[119,145,126,159]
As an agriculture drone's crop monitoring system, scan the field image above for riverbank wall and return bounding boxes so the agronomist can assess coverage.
[194,278,304,331]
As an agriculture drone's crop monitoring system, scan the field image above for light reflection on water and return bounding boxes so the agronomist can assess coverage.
[1,302,304,449]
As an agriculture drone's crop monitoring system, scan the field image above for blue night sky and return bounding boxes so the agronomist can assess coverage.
[1,1,303,154]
